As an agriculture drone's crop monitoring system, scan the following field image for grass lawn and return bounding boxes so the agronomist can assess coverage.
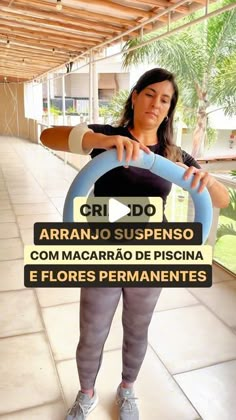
[214,235,236,274]
[165,187,236,275]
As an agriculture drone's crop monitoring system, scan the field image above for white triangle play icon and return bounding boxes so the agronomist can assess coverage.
[108,198,131,223]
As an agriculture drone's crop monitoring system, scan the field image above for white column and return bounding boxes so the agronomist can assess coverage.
[47,74,51,127]
[62,74,68,164]
[62,75,66,125]
[93,60,99,123]
[89,51,93,123]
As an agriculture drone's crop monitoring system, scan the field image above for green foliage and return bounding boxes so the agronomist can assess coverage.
[220,188,236,220]
[213,53,236,116]
[122,0,236,136]
[99,90,129,124]
[217,188,236,240]
[214,234,236,274]
[205,127,217,149]
[217,223,236,240]
[66,106,78,115]
[50,106,61,116]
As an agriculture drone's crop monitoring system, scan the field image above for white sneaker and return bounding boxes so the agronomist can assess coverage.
[116,385,139,420]
[66,390,98,419]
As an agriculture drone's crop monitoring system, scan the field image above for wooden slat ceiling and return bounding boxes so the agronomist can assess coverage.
[0,0,210,83]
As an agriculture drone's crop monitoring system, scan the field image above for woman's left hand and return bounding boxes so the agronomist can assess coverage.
[176,163,216,193]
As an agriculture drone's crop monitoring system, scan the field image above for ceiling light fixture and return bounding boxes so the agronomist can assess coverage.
[56,0,63,11]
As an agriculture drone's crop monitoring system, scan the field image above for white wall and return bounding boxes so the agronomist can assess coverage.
[181,129,236,157]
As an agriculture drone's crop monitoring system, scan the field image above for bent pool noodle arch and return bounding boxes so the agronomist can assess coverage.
[63,149,213,244]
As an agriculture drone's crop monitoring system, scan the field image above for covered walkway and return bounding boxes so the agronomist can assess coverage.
[1,136,236,419]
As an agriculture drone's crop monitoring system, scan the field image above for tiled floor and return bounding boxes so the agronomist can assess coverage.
[0,135,236,420]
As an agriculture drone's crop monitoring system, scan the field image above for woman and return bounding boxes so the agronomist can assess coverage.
[41,68,229,420]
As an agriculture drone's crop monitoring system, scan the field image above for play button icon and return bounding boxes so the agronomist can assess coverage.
[73,196,163,224]
[108,198,131,222]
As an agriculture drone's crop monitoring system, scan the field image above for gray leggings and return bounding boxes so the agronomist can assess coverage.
[76,287,162,389]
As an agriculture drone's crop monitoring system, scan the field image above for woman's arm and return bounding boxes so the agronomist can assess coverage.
[40,124,150,161]
[40,124,93,154]
[40,126,73,152]
[178,163,229,209]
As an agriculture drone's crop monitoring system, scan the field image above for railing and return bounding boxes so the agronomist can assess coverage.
[212,175,236,275]
[165,173,236,275]
[37,124,236,276]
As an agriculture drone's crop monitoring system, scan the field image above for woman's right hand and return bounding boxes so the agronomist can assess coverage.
[82,132,150,163]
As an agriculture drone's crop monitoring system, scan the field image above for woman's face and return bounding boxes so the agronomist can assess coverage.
[132,80,174,129]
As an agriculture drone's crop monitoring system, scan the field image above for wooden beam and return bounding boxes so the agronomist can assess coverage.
[0,18,107,42]
[0,22,104,44]
[0,32,94,52]
[0,9,121,37]
[0,42,70,57]
[9,0,138,26]
[0,50,66,65]
[0,3,127,33]
[124,0,168,7]
[59,0,150,18]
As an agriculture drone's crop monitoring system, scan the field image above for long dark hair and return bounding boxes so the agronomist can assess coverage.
[119,68,182,161]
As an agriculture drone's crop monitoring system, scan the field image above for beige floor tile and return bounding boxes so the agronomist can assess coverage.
[175,359,236,420]
[189,281,236,328]
[43,301,123,361]
[36,288,80,307]
[58,347,199,420]
[6,182,40,190]
[0,289,43,337]
[0,333,62,413]
[5,176,32,184]
[212,264,234,283]
[0,223,19,239]
[13,202,57,216]
[43,188,70,199]
[0,210,16,223]
[8,187,45,195]
[149,305,236,374]
[56,359,79,407]
[10,194,50,204]
[0,259,24,290]
[0,200,11,210]
[0,160,23,167]
[42,303,80,361]
[0,191,9,200]
[38,180,70,190]
[17,213,61,229]
[50,197,66,214]
[0,400,66,420]
[0,238,23,261]
[20,228,34,245]
[154,288,198,312]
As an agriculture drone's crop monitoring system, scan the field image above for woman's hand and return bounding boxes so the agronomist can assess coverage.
[176,162,229,208]
[82,132,150,163]
[104,136,151,163]
[176,163,216,193]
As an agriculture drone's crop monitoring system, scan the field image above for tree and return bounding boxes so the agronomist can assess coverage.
[122,0,236,157]
[99,90,129,124]
[216,188,236,240]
